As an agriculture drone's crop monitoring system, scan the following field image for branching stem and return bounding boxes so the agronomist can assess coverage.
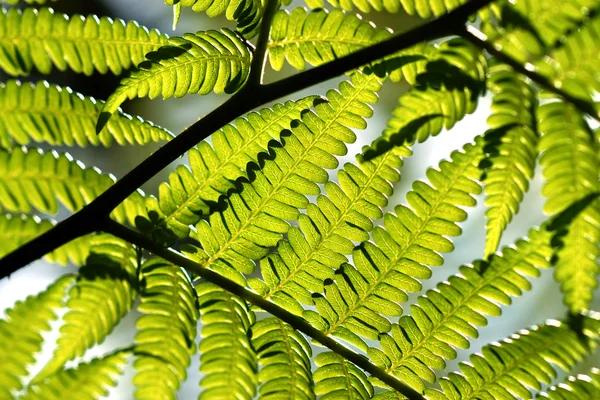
[99,217,425,400]
[248,0,280,85]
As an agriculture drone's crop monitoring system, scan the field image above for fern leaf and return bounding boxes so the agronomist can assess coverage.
[304,139,484,351]
[425,319,598,400]
[140,96,319,245]
[537,367,600,399]
[0,214,91,266]
[252,317,314,400]
[482,0,597,63]
[22,351,130,400]
[481,63,539,257]
[538,100,600,312]
[0,8,167,76]
[267,8,431,83]
[365,38,486,160]
[0,275,72,398]
[0,80,172,149]
[33,235,138,382]
[313,352,373,399]
[98,29,251,132]
[181,71,382,285]
[0,147,145,225]
[304,0,469,18]
[3,0,56,4]
[368,226,554,392]
[133,257,199,400]
[250,145,410,316]
[196,282,257,399]
[165,0,263,38]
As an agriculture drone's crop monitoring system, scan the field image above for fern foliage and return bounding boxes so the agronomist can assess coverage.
[182,71,383,285]
[22,351,130,400]
[304,0,468,18]
[0,8,167,77]
[426,319,598,399]
[34,236,139,382]
[133,257,199,400]
[196,282,257,399]
[313,352,373,399]
[0,80,172,149]
[365,38,486,159]
[537,368,600,399]
[252,318,314,400]
[304,139,484,351]
[538,100,600,312]
[140,96,318,245]
[0,147,145,225]
[0,275,72,398]
[481,63,538,257]
[250,145,409,316]
[0,214,91,266]
[164,0,263,38]
[368,225,554,392]
[98,29,252,132]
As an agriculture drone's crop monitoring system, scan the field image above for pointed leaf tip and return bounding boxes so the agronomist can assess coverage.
[96,112,112,134]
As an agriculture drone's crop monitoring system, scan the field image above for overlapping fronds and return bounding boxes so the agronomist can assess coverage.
[365,38,486,159]
[313,352,373,399]
[98,29,251,132]
[133,257,199,400]
[0,275,72,398]
[534,12,600,103]
[182,72,383,285]
[141,96,319,245]
[481,63,538,257]
[252,318,314,400]
[34,236,138,382]
[0,80,172,149]
[303,139,484,351]
[267,8,432,83]
[164,0,263,38]
[0,214,91,266]
[250,145,409,316]
[0,8,167,76]
[197,282,257,399]
[538,100,600,312]
[425,319,598,399]
[367,224,554,392]
[22,351,131,400]
[304,0,469,18]
[0,147,145,225]
[481,0,597,62]
[537,367,600,399]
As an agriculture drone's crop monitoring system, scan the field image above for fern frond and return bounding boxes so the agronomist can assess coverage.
[481,63,538,257]
[34,235,138,382]
[0,147,145,225]
[304,0,469,19]
[304,139,484,351]
[250,145,410,316]
[367,226,554,392]
[164,0,263,38]
[0,275,72,398]
[98,29,251,131]
[482,0,598,62]
[537,367,600,399]
[141,96,319,245]
[22,351,131,400]
[425,319,597,400]
[3,0,56,4]
[267,8,437,84]
[181,71,382,285]
[538,100,600,312]
[313,352,373,399]
[196,282,257,399]
[133,257,199,400]
[0,214,91,266]
[365,38,486,159]
[0,8,167,76]
[0,80,172,149]
[252,318,314,400]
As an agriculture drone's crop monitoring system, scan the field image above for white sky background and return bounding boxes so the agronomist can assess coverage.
[1,0,599,397]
